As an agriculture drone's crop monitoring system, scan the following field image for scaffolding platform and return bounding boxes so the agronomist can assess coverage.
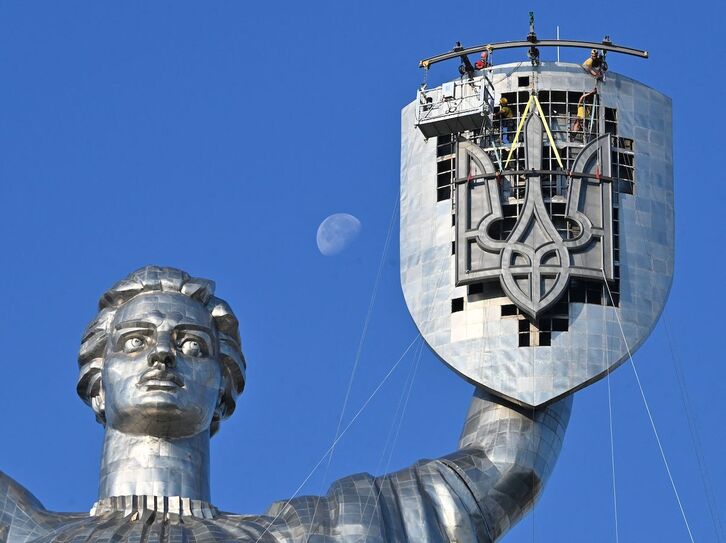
[415,75,493,138]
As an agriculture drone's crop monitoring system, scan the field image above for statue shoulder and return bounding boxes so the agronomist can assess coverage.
[0,470,45,512]
[0,470,47,539]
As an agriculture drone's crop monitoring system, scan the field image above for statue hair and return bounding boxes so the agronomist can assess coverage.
[76,266,246,436]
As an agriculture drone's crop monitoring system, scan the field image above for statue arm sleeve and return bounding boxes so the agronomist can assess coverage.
[261,390,571,542]
[263,460,493,542]
[438,388,573,541]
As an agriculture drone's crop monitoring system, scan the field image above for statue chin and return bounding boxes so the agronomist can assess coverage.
[106,404,211,438]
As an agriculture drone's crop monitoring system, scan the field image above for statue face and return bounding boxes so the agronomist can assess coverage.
[101,292,223,438]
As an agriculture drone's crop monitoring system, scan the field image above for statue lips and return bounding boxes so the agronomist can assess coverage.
[137,368,185,391]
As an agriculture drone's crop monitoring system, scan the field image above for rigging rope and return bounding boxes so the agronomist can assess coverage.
[306,195,400,532]
[303,152,458,539]
[588,91,598,140]
[601,271,695,542]
[362,338,425,535]
[356,202,458,521]
[604,312,620,543]
[253,333,422,543]
[664,313,725,542]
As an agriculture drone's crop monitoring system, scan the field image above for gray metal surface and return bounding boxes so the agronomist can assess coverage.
[401,62,674,407]
[0,266,572,542]
[455,113,614,319]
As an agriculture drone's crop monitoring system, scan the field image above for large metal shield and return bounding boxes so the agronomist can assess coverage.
[400,64,674,407]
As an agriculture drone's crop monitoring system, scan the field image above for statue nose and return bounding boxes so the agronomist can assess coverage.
[148,345,175,368]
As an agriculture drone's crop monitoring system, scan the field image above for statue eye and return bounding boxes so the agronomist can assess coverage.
[180,339,203,357]
[123,336,146,353]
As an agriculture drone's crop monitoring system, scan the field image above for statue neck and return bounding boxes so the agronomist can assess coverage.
[99,427,211,502]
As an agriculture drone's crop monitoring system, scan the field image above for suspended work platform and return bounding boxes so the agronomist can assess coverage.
[416,75,494,139]
[414,30,647,140]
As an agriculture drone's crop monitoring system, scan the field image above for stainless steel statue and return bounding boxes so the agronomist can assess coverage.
[0,265,570,542]
[0,39,672,542]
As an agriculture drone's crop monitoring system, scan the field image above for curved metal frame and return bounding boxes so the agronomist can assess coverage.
[419,39,648,68]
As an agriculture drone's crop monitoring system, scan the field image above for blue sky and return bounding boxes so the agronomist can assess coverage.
[0,1,723,542]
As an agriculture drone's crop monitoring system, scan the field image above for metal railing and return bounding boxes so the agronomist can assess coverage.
[416,76,494,128]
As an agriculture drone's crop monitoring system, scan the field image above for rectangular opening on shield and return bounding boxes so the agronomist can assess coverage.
[469,282,505,300]
[551,90,567,103]
[468,283,483,295]
[437,186,451,201]
[586,286,603,305]
[552,318,569,332]
[451,297,464,313]
[437,173,451,188]
[501,304,518,317]
[436,135,454,157]
[569,282,586,303]
[437,159,454,174]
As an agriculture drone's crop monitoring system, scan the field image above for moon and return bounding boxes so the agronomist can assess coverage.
[316,213,362,256]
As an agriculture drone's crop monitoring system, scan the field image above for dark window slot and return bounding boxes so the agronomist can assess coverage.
[551,90,567,103]
[468,283,484,295]
[437,173,452,188]
[552,318,569,332]
[437,159,454,173]
[586,288,602,304]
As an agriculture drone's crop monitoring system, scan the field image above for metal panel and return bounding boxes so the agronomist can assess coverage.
[401,62,674,407]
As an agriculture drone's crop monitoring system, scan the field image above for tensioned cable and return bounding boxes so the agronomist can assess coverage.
[663,312,724,542]
[601,272,695,542]
[361,338,425,534]
[603,307,620,543]
[352,173,467,532]
[254,333,421,543]
[356,206,456,523]
[307,195,400,532]
[375,339,424,470]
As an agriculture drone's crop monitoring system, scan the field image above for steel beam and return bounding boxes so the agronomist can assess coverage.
[420,39,648,68]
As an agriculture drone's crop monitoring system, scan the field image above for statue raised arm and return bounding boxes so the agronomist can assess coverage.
[0,266,569,543]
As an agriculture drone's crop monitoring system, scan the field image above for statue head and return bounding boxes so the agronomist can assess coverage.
[77,266,245,437]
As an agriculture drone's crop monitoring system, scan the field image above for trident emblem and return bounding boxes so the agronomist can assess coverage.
[455,104,615,319]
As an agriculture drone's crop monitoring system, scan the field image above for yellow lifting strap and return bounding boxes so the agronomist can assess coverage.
[503,94,564,169]
[503,97,533,168]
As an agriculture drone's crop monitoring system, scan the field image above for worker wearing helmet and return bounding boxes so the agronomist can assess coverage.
[571,88,597,139]
[493,97,514,144]
[474,50,492,70]
[583,49,607,80]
